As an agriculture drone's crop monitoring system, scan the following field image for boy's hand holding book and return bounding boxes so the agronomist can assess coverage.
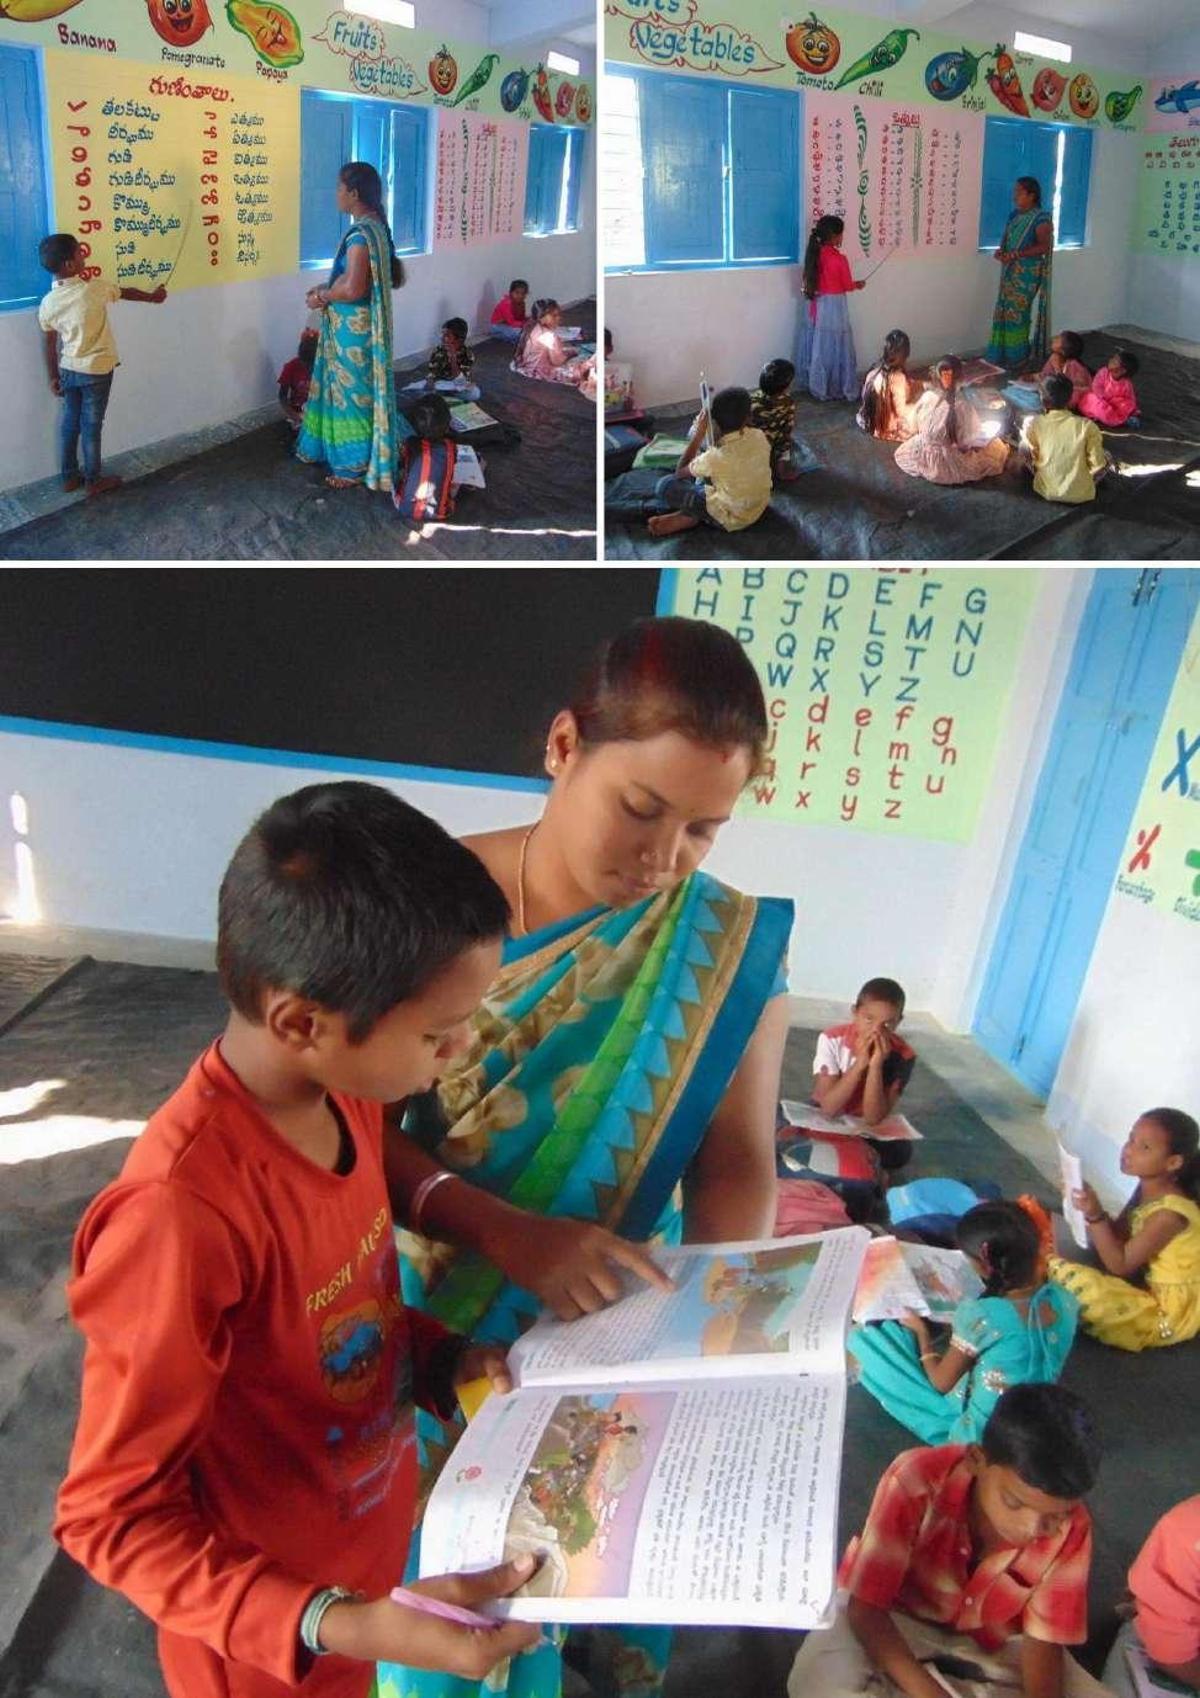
[317,1556,541,1674]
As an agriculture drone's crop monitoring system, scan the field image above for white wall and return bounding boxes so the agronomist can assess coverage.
[1127,23,1200,344]
[606,4,1140,407]
[0,571,1086,1025]
[1,26,595,492]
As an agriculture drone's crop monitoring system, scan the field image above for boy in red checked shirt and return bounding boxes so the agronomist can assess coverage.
[788,1384,1110,1698]
[54,782,542,1698]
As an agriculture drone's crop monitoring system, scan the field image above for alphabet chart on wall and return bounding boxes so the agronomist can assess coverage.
[434,112,530,247]
[662,570,1035,841]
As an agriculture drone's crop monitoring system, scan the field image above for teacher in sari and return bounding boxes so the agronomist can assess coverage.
[379,615,794,1698]
[296,162,403,492]
[986,176,1054,373]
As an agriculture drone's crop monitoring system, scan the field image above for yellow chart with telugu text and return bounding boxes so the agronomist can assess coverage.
[44,50,299,293]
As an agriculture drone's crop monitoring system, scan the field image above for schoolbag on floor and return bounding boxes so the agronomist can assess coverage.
[394,439,457,523]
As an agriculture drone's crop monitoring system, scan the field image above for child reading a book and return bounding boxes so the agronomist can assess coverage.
[490,279,529,343]
[895,357,1010,486]
[850,1201,1079,1444]
[1023,374,1110,504]
[54,781,543,1698]
[279,328,319,440]
[1049,1108,1200,1351]
[812,978,916,1174]
[1102,1495,1200,1698]
[646,386,772,538]
[512,300,590,387]
[1040,332,1092,409]
[751,358,803,481]
[428,317,476,387]
[37,231,168,497]
[787,1383,1109,1698]
[1078,350,1141,428]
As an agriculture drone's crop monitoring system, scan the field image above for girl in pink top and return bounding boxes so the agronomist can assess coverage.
[796,215,866,402]
[1078,349,1140,427]
[511,298,590,387]
[1040,331,1092,410]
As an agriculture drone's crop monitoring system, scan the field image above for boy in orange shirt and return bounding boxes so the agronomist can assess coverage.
[55,781,543,1698]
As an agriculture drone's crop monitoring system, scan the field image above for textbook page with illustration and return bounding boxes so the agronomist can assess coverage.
[509,1228,869,1384]
[853,1238,983,1323]
[781,1101,923,1142]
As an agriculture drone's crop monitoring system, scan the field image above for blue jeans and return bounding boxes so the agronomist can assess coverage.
[491,322,521,343]
[653,472,714,524]
[59,369,114,483]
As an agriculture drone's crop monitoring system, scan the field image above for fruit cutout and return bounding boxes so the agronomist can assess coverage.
[1105,85,1143,124]
[987,45,1029,116]
[555,81,576,118]
[500,67,530,112]
[225,0,304,66]
[0,0,84,16]
[785,13,841,76]
[532,63,555,123]
[924,46,983,101]
[146,0,213,46]
[1069,72,1100,119]
[834,27,919,91]
[575,83,592,124]
[449,52,500,107]
[1031,66,1067,112]
[429,45,457,96]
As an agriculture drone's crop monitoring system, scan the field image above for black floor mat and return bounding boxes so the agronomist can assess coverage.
[1,304,597,563]
[605,331,1200,561]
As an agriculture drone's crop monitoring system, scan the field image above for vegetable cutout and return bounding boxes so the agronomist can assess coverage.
[531,63,555,123]
[924,46,984,101]
[575,83,592,124]
[555,82,576,118]
[429,46,457,96]
[1104,85,1142,124]
[450,52,499,107]
[225,0,303,67]
[987,45,1029,116]
[834,26,919,90]
[786,13,841,76]
[1068,72,1100,119]
[1031,67,1067,112]
[500,68,529,112]
[1156,80,1200,116]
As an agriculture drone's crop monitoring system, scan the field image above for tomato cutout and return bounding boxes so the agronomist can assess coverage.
[146,0,213,46]
[1069,72,1100,119]
[785,12,841,76]
[429,45,457,96]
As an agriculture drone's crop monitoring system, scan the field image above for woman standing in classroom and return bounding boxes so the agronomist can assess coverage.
[987,175,1055,372]
[377,615,795,1698]
[295,162,404,491]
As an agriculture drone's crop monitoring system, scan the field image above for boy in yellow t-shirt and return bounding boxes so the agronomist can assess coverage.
[37,232,167,497]
[648,387,772,537]
[1023,373,1110,504]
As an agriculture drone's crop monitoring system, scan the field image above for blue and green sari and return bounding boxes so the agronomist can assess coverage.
[987,207,1054,372]
[378,869,792,1698]
[296,215,398,491]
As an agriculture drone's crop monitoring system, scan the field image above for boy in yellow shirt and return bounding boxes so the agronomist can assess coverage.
[648,386,772,538]
[38,232,167,497]
[1023,373,1110,505]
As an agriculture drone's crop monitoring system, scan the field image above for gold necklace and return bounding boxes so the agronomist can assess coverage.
[516,824,538,937]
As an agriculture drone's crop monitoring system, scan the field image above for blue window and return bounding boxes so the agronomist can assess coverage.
[0,44,51,312]
[979,116,1093,251]
[300,89,431,268]
[603,64,799,272]
[524,125,586,236]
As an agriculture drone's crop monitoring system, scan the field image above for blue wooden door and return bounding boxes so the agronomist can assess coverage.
[974,568,1199,1096]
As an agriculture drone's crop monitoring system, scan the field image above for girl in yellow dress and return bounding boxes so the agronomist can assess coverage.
[1049,1107,1200,1351]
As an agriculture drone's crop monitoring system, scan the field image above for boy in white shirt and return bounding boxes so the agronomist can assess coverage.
[37,232,167,497]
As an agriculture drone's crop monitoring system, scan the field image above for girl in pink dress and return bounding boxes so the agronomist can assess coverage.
[895,355,1010,486]
[511,298,591,387]
[1040,331,1092,410]
[1078,350,1140,427]
[796,215,866,401]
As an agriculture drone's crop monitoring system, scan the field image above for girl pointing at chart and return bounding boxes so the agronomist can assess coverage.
[796,214,869,402]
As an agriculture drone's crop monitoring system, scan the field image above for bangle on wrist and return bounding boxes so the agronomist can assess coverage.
[300,1586,356,1656]
[409,1168,459,1236]
[919,1351,937,1363]
[1085,1211,1106,1225]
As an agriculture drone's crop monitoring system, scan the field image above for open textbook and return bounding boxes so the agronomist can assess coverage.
[1126,1638,1197,1698]
[853,1237,983,1324]
[420,1228,869,1630]
[781,1101,922,1142]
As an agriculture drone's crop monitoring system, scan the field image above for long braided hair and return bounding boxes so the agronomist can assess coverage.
[956,1201,1040,1297]
[803,214,845,300]
[514,297,559,364]
[339,162,405,289]
[932,354,964,446]
[860,329,911,434]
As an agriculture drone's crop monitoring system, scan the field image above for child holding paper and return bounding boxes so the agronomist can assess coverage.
[1049,1108,1200,1350]
[37,232,167,497]
[54,782,543,1698]
[787,1383,1110,1698]
[511,299,591,386]
[646,386,772,538]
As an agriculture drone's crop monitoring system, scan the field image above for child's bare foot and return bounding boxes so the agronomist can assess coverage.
[85,475,123,498]
[62,475,83,493]
[647,511,700,537]
[325,474,359,489]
